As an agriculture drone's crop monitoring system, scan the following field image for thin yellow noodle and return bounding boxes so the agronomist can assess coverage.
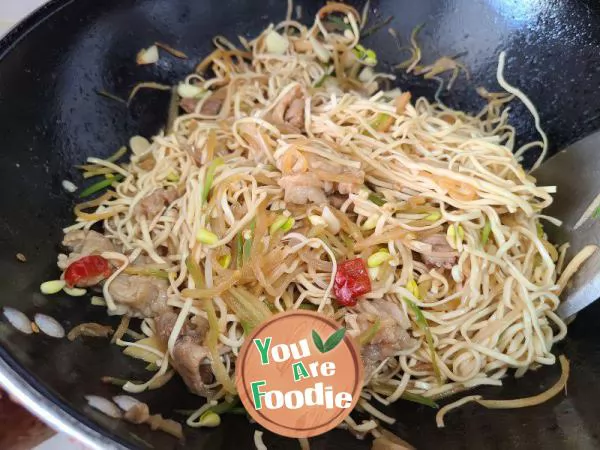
[436,395,483,428]
[556,245,598,294]
[54,7,591,446]
[497,52,548,170]
[436,355,569,427]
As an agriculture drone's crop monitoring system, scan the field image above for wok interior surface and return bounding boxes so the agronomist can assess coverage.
[1,0,600,448]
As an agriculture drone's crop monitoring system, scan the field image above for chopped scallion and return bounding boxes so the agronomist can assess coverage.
[123,267,171,279]
[201,158,223,205]
[177,83,204,98]
[106,146,128,163]
[314,73,330,88]
[369,113,393,132]
[326,16,351,30]
[403,297,441,384]
[225,287,272,334]
[269,215,289,235]
[406,279,420,299]
[358,319,381,346]
[185,256,205,288]
[63,286,87,297]
[166,172,179,182]
[196,228,219,245]
[362,215,379,230]
[536,222,544,238]
[367,249,391,268]
[40,280,66,295]
[401,391,438,409]
[198,411,221,427]
[91,296,106,306]
[446,223,464,248]
[424,211,442,222]
[79,174,124,198]
[242,220,256,262]
[281,217,295,232]
[235,232,244,268]
[145,362,159,371]
[481,220,492,246]
[218,254,231,268]
[352,44,377,65]
[368,193,386,206]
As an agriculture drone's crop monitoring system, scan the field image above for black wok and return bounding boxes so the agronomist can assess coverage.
[1,0,600,448]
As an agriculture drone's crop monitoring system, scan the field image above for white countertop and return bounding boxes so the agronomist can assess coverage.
[0,0,48,35]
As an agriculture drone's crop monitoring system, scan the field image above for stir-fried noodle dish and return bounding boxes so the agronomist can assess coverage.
[50,3,596,447]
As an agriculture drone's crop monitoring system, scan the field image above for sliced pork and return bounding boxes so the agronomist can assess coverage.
[272,85,305,131]
[419,234,457,269]
[276,151,364,205]
[134,187,177,219]
[108,274,168,317]
[278,173,328,204]
[354,299,416,376]
[155,311,213,397]
[180,87,226,115]
[59,230,116,270]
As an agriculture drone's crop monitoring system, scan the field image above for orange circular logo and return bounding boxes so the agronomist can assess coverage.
[236,311,363,438]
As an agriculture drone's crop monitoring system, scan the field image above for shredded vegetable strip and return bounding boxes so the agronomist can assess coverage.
[54,3,592,446]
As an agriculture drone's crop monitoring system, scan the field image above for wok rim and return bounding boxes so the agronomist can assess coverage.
[0,352,123,450]
[0,1,130,447]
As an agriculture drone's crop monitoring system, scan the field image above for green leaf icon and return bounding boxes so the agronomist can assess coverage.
[312,330,325,352]
[323,327,346,353]
[312,328,346,353]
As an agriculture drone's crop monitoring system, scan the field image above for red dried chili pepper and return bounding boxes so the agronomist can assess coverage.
[334,258,372,306]
[64,255,112,288]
